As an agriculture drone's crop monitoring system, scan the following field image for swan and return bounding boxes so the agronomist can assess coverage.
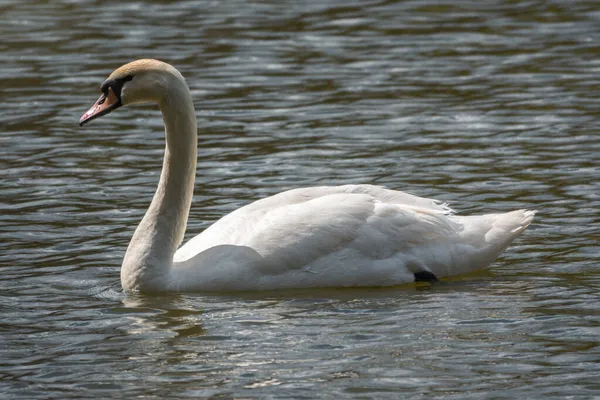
[79,59,535,292]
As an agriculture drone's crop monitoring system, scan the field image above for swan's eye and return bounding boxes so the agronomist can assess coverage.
[99,75,133,98]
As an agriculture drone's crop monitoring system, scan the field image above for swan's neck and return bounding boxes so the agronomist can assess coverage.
[121,78,197,291]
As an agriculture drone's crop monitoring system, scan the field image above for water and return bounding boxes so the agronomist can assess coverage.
[2,0,599,398]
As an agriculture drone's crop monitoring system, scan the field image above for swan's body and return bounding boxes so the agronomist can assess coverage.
[80,59,535,292]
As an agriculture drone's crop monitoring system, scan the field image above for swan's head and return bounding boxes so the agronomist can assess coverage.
[79,59,183,126]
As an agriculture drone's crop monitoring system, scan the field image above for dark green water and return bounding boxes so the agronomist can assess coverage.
[2,0,599,398]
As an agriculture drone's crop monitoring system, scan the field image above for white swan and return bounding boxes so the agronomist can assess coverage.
[79,59,535,292]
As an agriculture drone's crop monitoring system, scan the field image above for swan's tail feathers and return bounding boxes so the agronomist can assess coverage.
[513,209,536,233]
[487,209,536,247]
[459,209,536,245]
[448,209,536,276]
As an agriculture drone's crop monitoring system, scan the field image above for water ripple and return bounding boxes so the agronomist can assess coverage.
[1,0,599,398]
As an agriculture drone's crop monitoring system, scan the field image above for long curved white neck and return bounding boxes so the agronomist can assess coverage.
[121,75,197,291]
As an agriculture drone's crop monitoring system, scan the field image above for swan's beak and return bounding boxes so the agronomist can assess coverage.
[79,87,121,127]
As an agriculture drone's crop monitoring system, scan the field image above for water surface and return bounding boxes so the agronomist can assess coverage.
[2,0,599,398]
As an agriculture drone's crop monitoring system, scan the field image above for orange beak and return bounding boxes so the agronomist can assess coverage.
[79,87,121,127]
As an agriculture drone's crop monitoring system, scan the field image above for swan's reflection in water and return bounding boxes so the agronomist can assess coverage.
[119,294,206,338]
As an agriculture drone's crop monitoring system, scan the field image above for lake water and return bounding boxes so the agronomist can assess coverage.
[2,0,599,398]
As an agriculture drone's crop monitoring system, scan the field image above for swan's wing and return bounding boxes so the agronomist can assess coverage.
[174,187,460,275]
[176,184,453,260]
[244,194,461,274]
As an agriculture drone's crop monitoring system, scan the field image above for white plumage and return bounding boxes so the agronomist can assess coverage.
[172,185,534,291]
[79,59,535,292]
